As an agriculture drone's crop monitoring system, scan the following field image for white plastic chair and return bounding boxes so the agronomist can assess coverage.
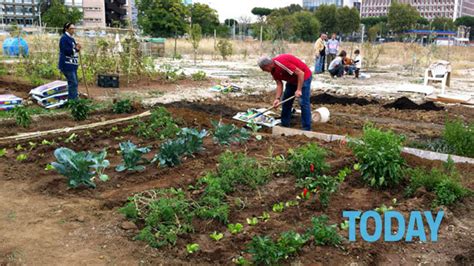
[424,64,449,94]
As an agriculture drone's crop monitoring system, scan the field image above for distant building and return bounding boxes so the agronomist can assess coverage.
[303,0,343,10]
[82,0,106,28]
[361,0,474,20]
[0,0,39,26]
[105,0,127,27]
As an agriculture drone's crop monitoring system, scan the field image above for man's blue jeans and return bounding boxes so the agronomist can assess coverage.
[281,77,312,131]
[314,55,325,74]
[62,70,79,100]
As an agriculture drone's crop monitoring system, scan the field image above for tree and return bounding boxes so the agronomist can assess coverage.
[189,24,202,65]
[292,11,320,42]
[251,7,273,18]
[190,3,220,35]
[266,8,296,41]
[431,17,456,31]
[361,16,387,29]
[314,4,338,34]
[455,16,474,40]
[286,4,303,14]
[42,0,83,28]
[388,1,419,33]
[136,0,189,37]
[336,6,361,34]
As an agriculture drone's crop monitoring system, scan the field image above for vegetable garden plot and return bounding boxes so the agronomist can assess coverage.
[0,104,473,265]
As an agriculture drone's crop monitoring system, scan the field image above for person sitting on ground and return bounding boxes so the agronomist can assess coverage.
[353,49,362,79]
[257,54,313,131]
[328,50,347,78]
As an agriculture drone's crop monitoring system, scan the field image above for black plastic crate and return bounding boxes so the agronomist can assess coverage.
[98,74,119,88]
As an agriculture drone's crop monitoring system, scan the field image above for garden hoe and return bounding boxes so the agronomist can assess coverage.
[247,95,296,122]
[78,51,91,99]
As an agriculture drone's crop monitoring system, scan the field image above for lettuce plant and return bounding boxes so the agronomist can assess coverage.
[116,141,151,172]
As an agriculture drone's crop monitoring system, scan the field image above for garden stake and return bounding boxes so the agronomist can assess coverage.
[78,51,91,98]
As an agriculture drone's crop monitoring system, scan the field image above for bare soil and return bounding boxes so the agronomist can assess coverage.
[0,103,473,265]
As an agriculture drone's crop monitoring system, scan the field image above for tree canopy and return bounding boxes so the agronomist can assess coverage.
[42,0,83,28]
[388,1,419,33]
[314,4,338,34]
[292,11,320,42]
[251,7,273,18]
[336,6,360,34]
[190,3,220,35]
[431,17,456,31]
[136,0,190,37]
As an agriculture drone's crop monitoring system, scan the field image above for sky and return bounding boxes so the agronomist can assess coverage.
[194,0,301,22]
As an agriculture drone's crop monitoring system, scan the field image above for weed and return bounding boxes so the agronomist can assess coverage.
[135,107,179,140]
[116,141,151,172]
[51,147,109,188]
[13,106,32,128]
[306,215,342,246]
[349,125,405,188]
[288,143,329,179]
[67,99,92,121]
[191,71,207,81]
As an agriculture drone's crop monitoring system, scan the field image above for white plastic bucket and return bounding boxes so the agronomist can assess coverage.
[312,107,330,123]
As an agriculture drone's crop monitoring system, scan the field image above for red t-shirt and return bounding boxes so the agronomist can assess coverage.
[271,54,312,84]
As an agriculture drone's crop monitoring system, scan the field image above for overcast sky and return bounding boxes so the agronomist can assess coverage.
[194,0,301,22]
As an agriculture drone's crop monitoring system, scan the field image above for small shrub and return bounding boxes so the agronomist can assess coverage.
[120,188,194,248]
[112,99,134,114]
[349,125,405,188]
[443,119,474,157]
[116,141,151,172]
[288,143,329,179]
[216,39,233,60]
[51,147,109,188]
[191,71,207,81]
[67,99,92,121]
[12,106,32,128]
[211,120,250,146]
[306,215,342,246]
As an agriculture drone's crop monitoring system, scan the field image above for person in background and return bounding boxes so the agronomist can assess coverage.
[258,54,313,131]
[59,22,81,100]
[328,50,347,78]
[313,33,327,74]
[326,33,339,71]
[353,49,362,79]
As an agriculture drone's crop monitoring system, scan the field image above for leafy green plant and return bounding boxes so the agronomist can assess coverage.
[64,133,78,144]
[288,143,329,179]
[246,121,262,133]
[375,204,394,214]
[443,119,474,157]
[406,163,471,207]
[216,39,233,60]
[306,215,342,246]
[349,125,406,188]
[232,256,250,265]
[186,243,200,254]
[16,154,28,162]
[41,139,55,146]
[176,128,208,155]
[67,99,92,121]
[13,106,32,128]
[120,188,194,248]
[272,202,284,213]
[228,223,244,234]
[135,107,179,140]
[247,217,259,226]
[259,211,271,222]
[191,71,207,81]
[212,120,250,146]
[51,147,110,188]
[340,220,350,230]
[15,144,24,151]
[153,139,186,167]
[112,99,135,114]
[209,231,224,241]
[296,168,350,208]
[44,164,55,171]
[0,148,7,157]
[116,141,151,172]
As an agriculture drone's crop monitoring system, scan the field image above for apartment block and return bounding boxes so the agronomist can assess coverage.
[82,0,105,28]
[0,0,38,26]
[360,0,474,20]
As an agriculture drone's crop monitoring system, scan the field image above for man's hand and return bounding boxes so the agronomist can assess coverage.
[273,99,280,108]
[295,90,302,98]
[76,43,82,51]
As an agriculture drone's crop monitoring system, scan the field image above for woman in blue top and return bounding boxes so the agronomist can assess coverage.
[58,23,81,100]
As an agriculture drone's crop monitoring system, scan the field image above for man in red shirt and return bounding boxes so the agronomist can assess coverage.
[258,54,313,131]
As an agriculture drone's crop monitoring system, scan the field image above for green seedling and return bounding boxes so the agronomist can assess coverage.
[28,141,37,150]
[258,211,270,222]
[375,204,394,214]
[246,217,259,226]
[41,139,55,146]
[186,243,200,254]
[340,220,350,230]
[16,154,28,162]
[111,126,118,132]
[44,164,55,171]
[272,202,284,213]
[114,136,124,141]
[227,223,244,234]
[246,121,262,133]
[353,163,361,171]
[209,231,224,241]
[0,148,7,157]
[285,200,299,207]
[15,144,24,151]
[122,124,134,133]
[65,133,77,143]
[232,256,250,265]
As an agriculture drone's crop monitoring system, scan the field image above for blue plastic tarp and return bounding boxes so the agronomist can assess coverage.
[2,37,29,56]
